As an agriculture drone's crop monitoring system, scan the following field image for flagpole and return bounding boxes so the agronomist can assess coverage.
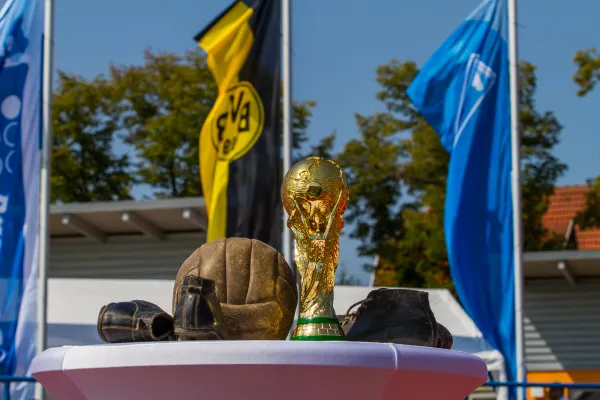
[281,0,293,269]
[36,0,54,397]
[507,0,526,397]
[368,254,379,287]
[282,0,299,339]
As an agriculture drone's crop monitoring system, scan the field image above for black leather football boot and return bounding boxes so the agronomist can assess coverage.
[97,300,175,343]
[340,288,440,347]
[173,276,226,340]
[436,322,453,349]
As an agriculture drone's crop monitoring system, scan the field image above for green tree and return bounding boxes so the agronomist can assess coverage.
[338,59,566,289]
[290,100,337,161]
[572,48,600,229]
[296,130,337,161]
[51,72,133,203]
[290,99,315,158]
[336,112,405,260]
[51,48,320,201]
[576,177,600,229]
[573,48,600,97]
[110,49,216,198]
[518,62,567,251]
[111,48,321,198]
[335,263,361,286]
[309,132,336,159]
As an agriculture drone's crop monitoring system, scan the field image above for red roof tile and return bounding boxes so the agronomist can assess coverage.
[543,185,600,250]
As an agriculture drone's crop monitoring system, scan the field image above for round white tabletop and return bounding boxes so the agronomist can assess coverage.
[31,341,487,400]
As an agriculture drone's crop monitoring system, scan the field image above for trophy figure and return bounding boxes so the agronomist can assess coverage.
[281,157,349,340]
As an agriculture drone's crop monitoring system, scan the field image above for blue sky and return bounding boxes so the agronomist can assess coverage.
[50,0,600,284]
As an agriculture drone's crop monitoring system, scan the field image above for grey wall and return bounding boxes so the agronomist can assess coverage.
[49,233,205,280]
[525,278,600,371]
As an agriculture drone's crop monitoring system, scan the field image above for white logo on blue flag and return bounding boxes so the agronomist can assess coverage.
[0,14,29,376]
[454,53,496,147]
[0,4,43,397]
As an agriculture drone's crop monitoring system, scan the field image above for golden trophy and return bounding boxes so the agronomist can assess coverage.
[281,156,349,340]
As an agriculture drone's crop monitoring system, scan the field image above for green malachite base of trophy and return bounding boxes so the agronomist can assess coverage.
[290,317,346,341]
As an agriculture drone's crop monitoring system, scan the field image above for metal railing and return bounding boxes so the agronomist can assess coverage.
[483,381,600,390]
[467,381,600,399]
[0,376,37,400]
[1,377,599,399]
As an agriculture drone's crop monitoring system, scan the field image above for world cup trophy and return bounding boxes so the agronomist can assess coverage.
[281,156,349,340]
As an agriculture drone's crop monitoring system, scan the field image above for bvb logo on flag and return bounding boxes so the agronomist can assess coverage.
[211,81,265,162]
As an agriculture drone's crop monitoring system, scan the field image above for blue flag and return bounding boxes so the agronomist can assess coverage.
[407,0,516,390]
[0,0,43,396]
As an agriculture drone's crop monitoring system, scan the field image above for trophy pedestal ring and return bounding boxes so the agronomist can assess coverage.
[291,316,346,340]
[31,341,487,399]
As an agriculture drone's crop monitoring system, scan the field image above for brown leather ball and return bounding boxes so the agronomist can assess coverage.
[173,237,298,340]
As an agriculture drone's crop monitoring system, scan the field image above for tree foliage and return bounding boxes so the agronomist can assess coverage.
[576,177,600,230]
[573,48,600,97]
[109,49,216,198]
[518,62,568,250]
[336,59,566,289]
[290,100,337,161]
[51,72,133,203]
[49,47,570,290]
[51,49,320,201]
[335,263,361,286]
[572,48,600,229]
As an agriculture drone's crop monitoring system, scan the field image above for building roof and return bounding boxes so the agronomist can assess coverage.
[524,249,600,279]
[543,185,600,250]
[51,195,600,281]
[50,197,207,242]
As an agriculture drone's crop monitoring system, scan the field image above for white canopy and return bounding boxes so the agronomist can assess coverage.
[46,279,504,376]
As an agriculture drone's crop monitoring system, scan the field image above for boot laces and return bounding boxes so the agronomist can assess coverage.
[341,298,372,328]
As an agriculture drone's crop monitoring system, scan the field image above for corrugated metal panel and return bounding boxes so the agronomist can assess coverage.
[49,233,205,279]
[525,278,600,371]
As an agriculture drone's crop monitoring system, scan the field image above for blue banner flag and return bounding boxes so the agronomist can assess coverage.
[407,0,516,389]
[0,0,43,396]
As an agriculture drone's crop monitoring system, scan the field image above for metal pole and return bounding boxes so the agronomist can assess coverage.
[507,0,526,398]
[35,0,54,398]
[282,0,293,269]
[281,0,299,340]
[368,254,379,287]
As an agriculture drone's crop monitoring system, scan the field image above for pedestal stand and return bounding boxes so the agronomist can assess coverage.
[31,341,487,400]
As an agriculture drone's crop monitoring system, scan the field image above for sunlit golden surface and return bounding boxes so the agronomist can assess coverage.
[281,157,349,325]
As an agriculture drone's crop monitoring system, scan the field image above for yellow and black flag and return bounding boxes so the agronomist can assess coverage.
[195,0,281,250]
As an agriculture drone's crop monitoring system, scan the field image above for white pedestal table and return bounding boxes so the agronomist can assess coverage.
[31,341,488,399]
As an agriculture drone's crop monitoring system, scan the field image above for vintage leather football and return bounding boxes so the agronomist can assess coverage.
[173,237,298,340]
